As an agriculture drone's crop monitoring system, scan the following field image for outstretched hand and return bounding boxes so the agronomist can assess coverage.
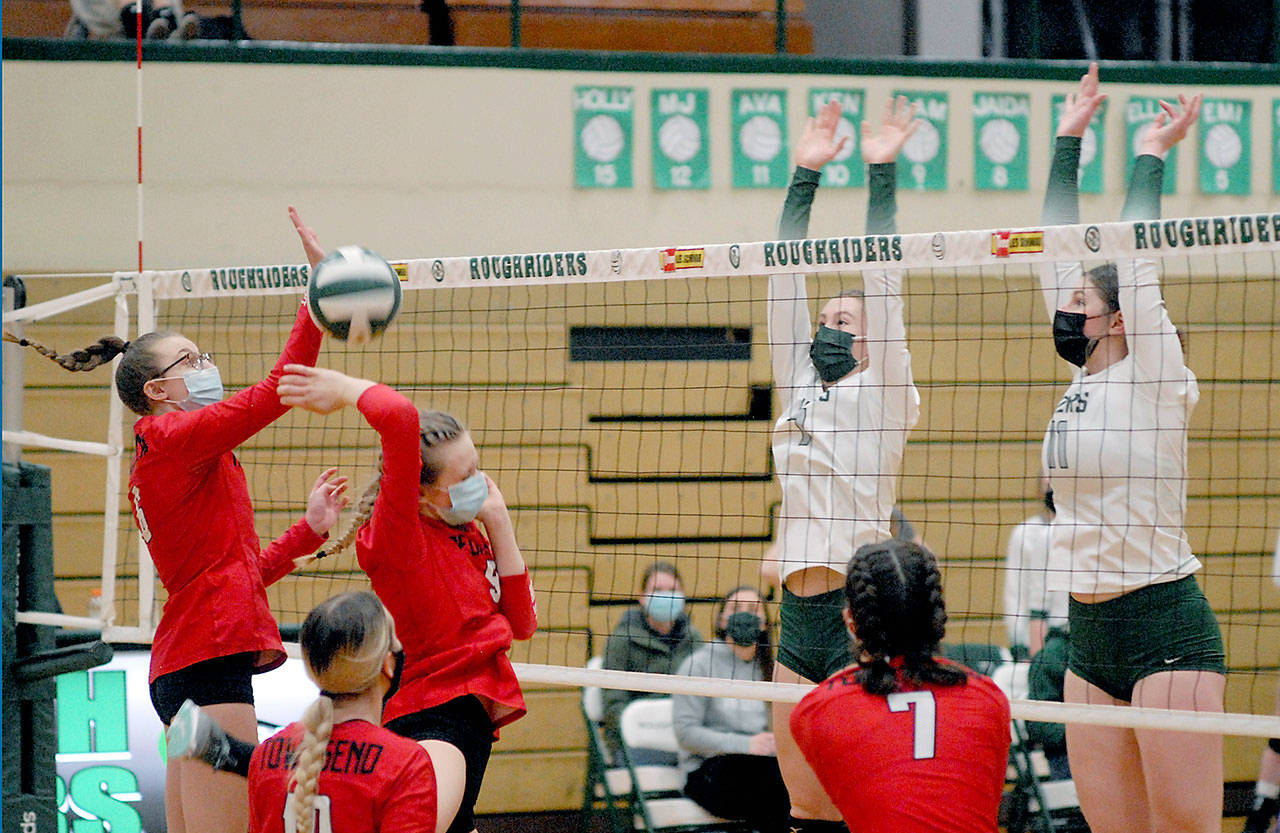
[795,99,849,172]
[861,96,920,165]
[278,364,374,415]
[304,467,350,536]
[1056,62,1106,138]
[290,206,327,270]
[1139,93,1202,158]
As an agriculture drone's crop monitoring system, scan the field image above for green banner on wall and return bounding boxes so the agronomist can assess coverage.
[732,89,788,188]
[1274,99,1280,194]
[652,88,710,190]
[1125,96,1177,195]
[973,91,1029,191]
[574,85,633,189]
[1199,98,1251,195]
[1050,95,1106,194]
[808,88,865,188]
[894,90,948,191]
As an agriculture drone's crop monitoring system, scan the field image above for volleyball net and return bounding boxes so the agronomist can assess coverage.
[5,212,1280,737]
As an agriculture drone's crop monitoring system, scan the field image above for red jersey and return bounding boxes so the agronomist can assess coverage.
[790,660,1011,833]
[248,719,436,833]
[354,384,537,730]
[129,302,324,682]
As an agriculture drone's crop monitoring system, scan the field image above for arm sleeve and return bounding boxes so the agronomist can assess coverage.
[146,301,323,462]
[379,749,439,833]
[865,162,897,235]
[257,517,328,586]
[354,384,426,574]
[498,570,538,640]
[768,166,823,395]
[1117,257,1192,392]
[671,657,753,757]
[1042,136,1082,226]
[1121,154,1164,221]
[861,267,916,421]
[777,166,821,240]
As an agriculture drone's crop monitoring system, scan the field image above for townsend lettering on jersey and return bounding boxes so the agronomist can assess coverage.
[469,252,589,280]
[1133,214,1280,249]
[256,735,386,775]
[762,235,903,268]
[209,265,309,292]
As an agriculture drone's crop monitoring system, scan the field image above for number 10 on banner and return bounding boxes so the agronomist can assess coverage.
[574,86,634,189]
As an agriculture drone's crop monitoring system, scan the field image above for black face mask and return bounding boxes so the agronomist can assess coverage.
[1052,310,1089,367]
[810,326,858,383]
[724,611,763,648]
[384,649,405,705]
[1043,488,1055,515]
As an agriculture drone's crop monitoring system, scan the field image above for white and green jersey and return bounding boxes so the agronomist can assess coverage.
[1039,257,1200,594]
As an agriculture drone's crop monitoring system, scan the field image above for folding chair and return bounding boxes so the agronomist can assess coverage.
[617,697,751,833]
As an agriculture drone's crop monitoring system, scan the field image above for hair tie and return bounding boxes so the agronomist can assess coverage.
[122,340,131,350]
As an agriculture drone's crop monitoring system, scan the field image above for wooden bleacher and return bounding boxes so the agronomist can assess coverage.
[2,0,812,54]
[15,263,1280,812]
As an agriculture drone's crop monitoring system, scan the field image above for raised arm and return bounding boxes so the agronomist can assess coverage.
[1117,257,1189,386]
[1122,93,1201,221]
[479,474,537,639]
[861,95,917,236]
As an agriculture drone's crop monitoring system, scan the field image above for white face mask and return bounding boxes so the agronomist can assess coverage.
[438,470,488,525]
[167,366,224,411]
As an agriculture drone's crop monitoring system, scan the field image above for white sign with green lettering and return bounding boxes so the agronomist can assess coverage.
[973,92,1029,191]
[894,90,948,191]
[1050,95,1106,194]
[732,89,788,188]
[1199,98,1251,195]
[652,88,710,190]
[574,86,633,189]
[1126,96,1177,195]
[809,89,864,188]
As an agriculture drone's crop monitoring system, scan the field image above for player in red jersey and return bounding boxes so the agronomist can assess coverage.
[7,208,347,833]
[248,591,437,833]
[277,364,537,833]
[790,540,1011,833]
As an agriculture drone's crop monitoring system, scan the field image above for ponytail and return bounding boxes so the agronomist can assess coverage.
[4,329,175,416]
[290,696,334,833]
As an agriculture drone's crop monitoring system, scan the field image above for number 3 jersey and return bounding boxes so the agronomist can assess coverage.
[248,718,437,833]
[1039,258,1201,595]
[790,661,1010,833]
[355,384,538,731]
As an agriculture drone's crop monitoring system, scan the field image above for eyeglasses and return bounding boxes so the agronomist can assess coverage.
[155,352,213,379]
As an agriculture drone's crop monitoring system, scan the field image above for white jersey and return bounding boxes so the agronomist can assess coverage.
[1039,257,1200,595]
[1002,514,1069,651]
[769,269,920,581]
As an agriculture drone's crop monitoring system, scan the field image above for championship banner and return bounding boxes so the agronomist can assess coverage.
[1126,96,1178,195]
[973,92,1029,191]
[1051,95,1106,194]
[573,85,633,189]
[1199,98,1251,195]
[651,88,710,190]
[130,213,1280,301]
[732,89,788,188]
[808,88,864,188]
[894,90,948,191]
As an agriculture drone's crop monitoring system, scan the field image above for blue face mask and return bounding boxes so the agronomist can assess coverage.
[438,470,488,526]
[175,366,224,411]
[644,590,685,624]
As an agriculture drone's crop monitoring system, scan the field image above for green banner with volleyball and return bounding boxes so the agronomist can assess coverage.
[1199,98,1251,195]
[1050,94,1106,194]
[652,88,710,190]
[808,88,864,188]
[1126,96,1178,195]
[574,85,634,189]
[732,89,788,188]
[894,90,948,191]
[973,91,1029,191]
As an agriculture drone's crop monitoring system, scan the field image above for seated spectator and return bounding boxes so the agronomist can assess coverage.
[1025,626,1070,779]
[672,586,788,833]
[601,562,702,764]
[66,0,199,40]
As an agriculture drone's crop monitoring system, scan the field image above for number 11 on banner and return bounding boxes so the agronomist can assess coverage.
[574,86,634,189]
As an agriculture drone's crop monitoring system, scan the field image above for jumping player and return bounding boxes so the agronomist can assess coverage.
[6,207,346,833]
[790,540,1011,832]
[248,591,437,833]
[1040,64,1224,833]
[276,363,537,833]
[767,97,922,832]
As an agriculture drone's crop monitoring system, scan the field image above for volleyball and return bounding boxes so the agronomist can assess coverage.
[979,118,1021,164]
[1205,123,1243,168]
[658,114,702,163]
[581,114,625,162]
[739,115,783,162]
[307,245,403,344]
[902,119,941,164]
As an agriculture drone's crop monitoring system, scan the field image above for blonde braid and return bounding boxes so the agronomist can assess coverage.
[290,695,334,833]
[322,456,383,558]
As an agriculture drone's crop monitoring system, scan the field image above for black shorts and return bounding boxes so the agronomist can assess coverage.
[778,586,855,683]
[149,653,256,725]
[386,695,494,833]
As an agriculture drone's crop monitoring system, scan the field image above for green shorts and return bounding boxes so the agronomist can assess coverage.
[1068,575,1225,702]
[778,586,855,683]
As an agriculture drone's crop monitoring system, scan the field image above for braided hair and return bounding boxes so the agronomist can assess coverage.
[844,540,967,696]
[713,585,774,682]
[292,591,394,833]
[4,329,176,416]
[322,410,466,558]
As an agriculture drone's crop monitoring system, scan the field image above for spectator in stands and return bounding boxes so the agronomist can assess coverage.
[601,562,703,764]
[672,585,788,833]
[66,0,200,40]
[421,0,455,45]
